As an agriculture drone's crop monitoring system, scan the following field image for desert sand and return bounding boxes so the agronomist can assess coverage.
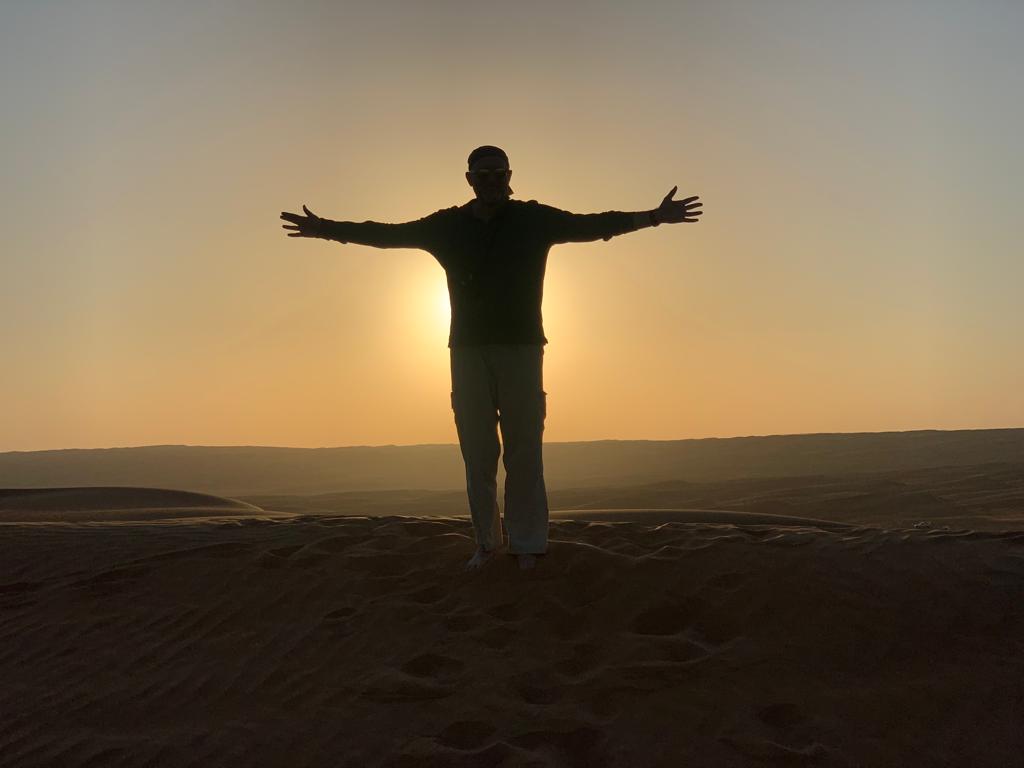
[2,486,1023,767]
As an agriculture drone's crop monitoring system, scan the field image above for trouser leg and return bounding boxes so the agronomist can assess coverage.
[494,344,549,555]
[450,345,502,551]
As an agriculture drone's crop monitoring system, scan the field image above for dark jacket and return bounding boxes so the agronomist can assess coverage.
[322,198,638,347]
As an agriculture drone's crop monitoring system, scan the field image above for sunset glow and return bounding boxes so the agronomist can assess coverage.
[2,1,1022,451]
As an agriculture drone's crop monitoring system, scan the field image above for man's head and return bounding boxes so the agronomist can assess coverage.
[466,145,513,204]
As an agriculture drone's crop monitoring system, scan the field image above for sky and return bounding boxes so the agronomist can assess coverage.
[2,0,1022,452]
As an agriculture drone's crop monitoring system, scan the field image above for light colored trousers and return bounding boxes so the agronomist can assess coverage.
[450,343,549,555]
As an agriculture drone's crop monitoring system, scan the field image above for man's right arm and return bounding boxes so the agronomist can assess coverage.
[320,212,442,251]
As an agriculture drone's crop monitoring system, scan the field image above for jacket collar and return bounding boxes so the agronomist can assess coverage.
[461,198,512,223]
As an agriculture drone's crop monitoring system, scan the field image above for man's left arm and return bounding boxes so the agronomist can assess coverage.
[536,187,703,244]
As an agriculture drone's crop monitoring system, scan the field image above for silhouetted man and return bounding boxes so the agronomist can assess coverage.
[281,145,702,571]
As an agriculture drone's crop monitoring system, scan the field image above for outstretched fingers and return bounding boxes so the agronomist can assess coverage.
[672,195,703,222]
[281,207,322,238]
[281,205,318,222]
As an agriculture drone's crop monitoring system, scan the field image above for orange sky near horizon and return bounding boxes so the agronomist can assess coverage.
[2,1,1022,452]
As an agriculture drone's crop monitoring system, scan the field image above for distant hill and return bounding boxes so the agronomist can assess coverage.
[0,486,258,512]
[0,486,267,522]
[1,428,1021,497]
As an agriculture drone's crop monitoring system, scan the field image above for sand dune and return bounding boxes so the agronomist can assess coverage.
[239,461,1024,532]
[4,428,1023,496]
[2,509,1022,767]
[0,486,284,523]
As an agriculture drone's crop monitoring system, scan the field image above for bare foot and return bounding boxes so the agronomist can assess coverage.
[464,548,495,571]
[517,554,537,570]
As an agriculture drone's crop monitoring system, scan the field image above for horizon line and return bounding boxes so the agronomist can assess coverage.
[3,425,1023,455]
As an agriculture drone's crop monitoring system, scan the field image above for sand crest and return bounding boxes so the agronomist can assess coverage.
[0,486,288,523]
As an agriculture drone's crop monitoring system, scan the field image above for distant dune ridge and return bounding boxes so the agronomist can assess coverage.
[237,461,1024,533]
[1,429,1022,766]
[0,486,855,529]
[0,487,270,522]
[2,427,1023,496]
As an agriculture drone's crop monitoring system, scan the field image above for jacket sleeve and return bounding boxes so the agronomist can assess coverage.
[320,210,444,251]
[529,201,638,244]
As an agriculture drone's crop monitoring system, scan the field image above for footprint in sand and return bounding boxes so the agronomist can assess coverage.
[358,670,455,703]
[402,584,448,605]
[443,612,481,633]
[358,653,464,705]
[707,571,750,591]
[322,606,356,621]
[666,638,711,662]
[400,652,464,679]
[485,601,521,622]
[512,670,563,706]
[553,641,601,677]
[433,719,496,750]
[506,725,606,764]
[631,596,739,649]
[756,702,807,730]
[474,626,511,650]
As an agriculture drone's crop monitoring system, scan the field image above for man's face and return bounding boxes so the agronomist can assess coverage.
[465,155,512,204]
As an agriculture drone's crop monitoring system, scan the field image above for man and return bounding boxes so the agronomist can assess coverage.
[280,145,703,572]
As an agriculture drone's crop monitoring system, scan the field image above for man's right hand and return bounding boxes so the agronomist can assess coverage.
[280,205,335,240]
